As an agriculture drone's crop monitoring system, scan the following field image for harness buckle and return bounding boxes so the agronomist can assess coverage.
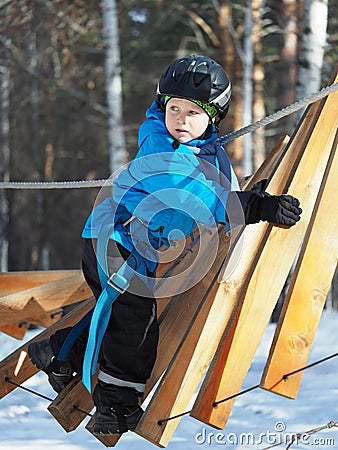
[169,239,179,248]
[107,272,130,294]
[122,215,145,234]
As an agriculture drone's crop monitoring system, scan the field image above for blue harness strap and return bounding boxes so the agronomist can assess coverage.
[81,256,136,392]
[58,215,159,393]
[58,308,93,361]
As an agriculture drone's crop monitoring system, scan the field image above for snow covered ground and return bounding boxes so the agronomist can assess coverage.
[1,310,338,450]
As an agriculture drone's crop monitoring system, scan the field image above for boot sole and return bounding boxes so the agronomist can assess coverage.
[28,340,52,369]
[93,408,143,435]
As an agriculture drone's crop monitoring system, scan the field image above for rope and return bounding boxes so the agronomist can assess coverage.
[4,377,53,402]
[4,377,93,417]
[219,82,338,144]
[283,351,338,380]
[0,179,108,190]
[213,383,260,407]
[157,383,261,425]
[157,350,338,425]
[0,82,337,190]
[263,421,338,450]
[3,352,338,434]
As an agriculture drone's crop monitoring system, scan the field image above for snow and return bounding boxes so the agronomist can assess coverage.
[1,310,338,450]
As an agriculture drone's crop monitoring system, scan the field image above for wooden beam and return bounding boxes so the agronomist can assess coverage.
[240,135,290,190]
[0,308,62,339]
[0,272,92,326]
[0,270,80,297]
[0,323,29,340]
[21,308,64,328]
[53,227,227,447]
[0,297,94,399]
[260,130,338,398]
[189,76,338,429]
[148,132,289,405]
[48,374,96,432]
[134,133,300,447]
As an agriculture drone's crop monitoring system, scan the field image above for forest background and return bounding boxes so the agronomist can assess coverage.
[0,0,337,306]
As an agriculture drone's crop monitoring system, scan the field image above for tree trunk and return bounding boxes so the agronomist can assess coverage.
[242,0,253,176]
[214,0,244,178]
[0,3,11,272]
[276,0,299,138]
[252,0,266,171]
[297,0,328,100]
[0,66,10,272]
[102,0,127,173]
[28,23,49,271]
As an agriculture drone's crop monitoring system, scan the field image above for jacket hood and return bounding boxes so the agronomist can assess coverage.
[138,100,218,150]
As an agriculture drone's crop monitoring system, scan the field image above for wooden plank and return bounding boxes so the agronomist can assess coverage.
[134,134,306,447]
[0,308,65,333]
[0,311,64,339]
[240,135,290,190]
[190,77,338,429]
[0,270,80,297]
[79,227,231,444]
[21,308,64,328]
[260,130,338,398]
[135,78,337,446]
[0,297,94,399]
[0,272,92,326]
[85,417,112,447]
[145,133,290,401]
[47,373,97,432]
[0,323,29,340]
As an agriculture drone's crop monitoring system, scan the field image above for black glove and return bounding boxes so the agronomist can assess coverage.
[246,192,302,226]
[251,178,269,193]
[227,191,302,226]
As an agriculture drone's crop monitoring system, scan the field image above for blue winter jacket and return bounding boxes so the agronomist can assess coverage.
[82,101,239,253]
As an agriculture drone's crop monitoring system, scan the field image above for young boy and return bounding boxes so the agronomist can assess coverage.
[28,55,302,435]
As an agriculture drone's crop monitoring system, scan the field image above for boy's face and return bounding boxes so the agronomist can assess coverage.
[165,98,210,143]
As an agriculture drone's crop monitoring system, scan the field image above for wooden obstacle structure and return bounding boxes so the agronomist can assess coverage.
[0,67,337,447]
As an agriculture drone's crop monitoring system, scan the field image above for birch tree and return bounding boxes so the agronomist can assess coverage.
[0,3,11,272]
[297,0,328,100]
[242,0,254,176]
[102,0,127,173]
[252,0,266,171]
[0,65,10,272]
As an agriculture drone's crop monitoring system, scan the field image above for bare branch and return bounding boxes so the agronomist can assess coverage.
[0,0,15,11]
[174,4,221,48]
[40,0,89,36]
[0,34,107,116]
[211,0,244,62]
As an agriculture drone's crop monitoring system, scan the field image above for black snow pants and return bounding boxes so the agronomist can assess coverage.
[49,238,159,391]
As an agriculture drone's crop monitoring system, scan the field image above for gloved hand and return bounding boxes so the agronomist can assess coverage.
[251,178,269,193]
[227,190,302,226]
[245,192,302,226]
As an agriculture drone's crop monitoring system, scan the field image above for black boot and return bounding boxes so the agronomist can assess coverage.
[93,381,143,435]
[28,338,74,393]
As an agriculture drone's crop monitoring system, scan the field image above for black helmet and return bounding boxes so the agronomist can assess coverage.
[157,55,231,122]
